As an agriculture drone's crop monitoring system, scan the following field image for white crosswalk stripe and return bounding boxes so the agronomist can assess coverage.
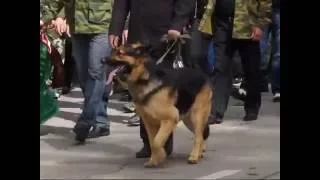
[44,88,135,127]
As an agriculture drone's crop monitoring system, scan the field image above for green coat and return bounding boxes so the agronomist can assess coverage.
[41,0,113,34]
[40,42,59,124]
[198,0,272,39]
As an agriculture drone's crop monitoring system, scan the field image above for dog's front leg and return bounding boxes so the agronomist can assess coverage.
[144,113,178,168]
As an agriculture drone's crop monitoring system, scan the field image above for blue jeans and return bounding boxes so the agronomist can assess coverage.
[207,40,215,72]
[71,33,112,128]
[260,8,280,94]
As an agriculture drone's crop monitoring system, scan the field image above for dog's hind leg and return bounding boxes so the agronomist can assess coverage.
[188,84,212,164]
[144,107,179,168]
[187,113,205,164]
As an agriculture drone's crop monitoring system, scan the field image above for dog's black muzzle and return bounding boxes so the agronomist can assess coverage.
[102,57,131,75]
[102,57,126,66]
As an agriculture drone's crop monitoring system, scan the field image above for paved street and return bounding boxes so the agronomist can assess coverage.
[40,87,280,179]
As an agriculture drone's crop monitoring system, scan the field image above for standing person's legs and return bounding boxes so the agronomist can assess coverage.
[232,51,242,79]
[236,40,261,121]
[71,35,89,95]
[260,26,271,71]
[72,33,112,142]
[271,8,280,101]
[86,33,112,129]
[207,40,215,73]
[208,16,234,124]
[62,38,74,94]
[259,26,272,92]
[189,21,211,72]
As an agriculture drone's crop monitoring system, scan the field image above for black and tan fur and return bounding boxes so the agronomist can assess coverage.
[106,43,213,168]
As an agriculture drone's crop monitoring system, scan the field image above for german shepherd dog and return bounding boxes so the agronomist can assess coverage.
[106,43,213,168]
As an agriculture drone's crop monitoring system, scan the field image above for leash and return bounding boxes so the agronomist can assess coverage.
[155,34,192,65]
[156,38,178,65]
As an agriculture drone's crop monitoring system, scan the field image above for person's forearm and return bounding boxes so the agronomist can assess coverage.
[171,0,196,32]
[109,0,130,36]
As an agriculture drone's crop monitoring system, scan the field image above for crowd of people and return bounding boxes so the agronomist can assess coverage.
[40,0,280,158]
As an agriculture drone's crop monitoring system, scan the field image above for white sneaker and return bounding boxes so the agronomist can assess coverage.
[122,102,135,113]
[273,93,280,102]
[232,78,243,89]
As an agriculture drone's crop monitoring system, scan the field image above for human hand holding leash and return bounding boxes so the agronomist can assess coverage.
[109,35,120,49]
[167,29,181,40]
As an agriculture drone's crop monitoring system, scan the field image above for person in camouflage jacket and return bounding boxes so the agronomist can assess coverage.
[198,0,272,124]
[41,0,114,143]
[198,0,271,39]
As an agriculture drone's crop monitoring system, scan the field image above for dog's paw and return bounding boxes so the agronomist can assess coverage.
[202,147,206,152]
[187,156,201,164]
[144,160,164,168]
[202,143,207,152]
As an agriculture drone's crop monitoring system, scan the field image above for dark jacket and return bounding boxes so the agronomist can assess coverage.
[109,0,196,45]
[272,0,280,9]
[196,0,208,19]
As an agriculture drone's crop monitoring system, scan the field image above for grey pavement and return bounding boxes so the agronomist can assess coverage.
[40,87,280,179]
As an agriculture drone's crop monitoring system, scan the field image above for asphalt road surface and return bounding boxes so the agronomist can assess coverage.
[40,87,280,179]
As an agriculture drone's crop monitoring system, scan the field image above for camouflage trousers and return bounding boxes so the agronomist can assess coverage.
[51,38,65,63]
[47,35,66,91]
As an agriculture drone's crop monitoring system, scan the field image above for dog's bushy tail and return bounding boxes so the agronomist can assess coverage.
[203,123,210,140]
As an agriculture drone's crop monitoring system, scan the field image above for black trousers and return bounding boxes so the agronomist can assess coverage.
[188,20,212,74]
[64,38,75,88]
[213,16,261,115]
[188,21,216,117]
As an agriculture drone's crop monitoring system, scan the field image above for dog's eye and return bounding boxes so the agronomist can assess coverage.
[126,49,139,56]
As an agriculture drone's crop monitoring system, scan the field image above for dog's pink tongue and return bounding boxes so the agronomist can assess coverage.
[106,66,124,85]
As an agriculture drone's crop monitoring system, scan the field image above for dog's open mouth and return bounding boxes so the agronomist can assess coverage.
[106,65,125,85]
[104,56,132,84]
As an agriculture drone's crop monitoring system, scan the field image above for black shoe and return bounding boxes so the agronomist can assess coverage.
[243,112,258,121]
[136,145,151,158]
[127,114,140,126]
[165,135,173,156]
[73,123,91,144]
[136,137,173,158]
[122,102,136,113]
[208,113,224,125]
[260,84,269,93]
[87,126,110,138]
[119,92,132,102]
[61,86,71,95]
[231,87,246,101]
